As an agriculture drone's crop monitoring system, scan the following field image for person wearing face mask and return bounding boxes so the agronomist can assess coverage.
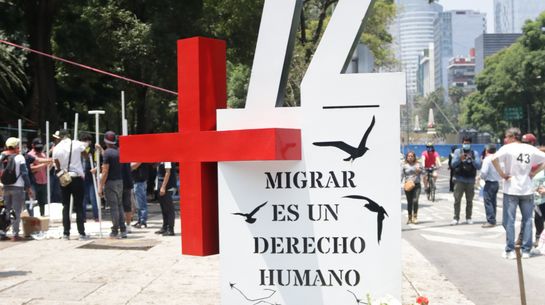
[28,138,54,216]
[450,136,482,225]
[421,142,441,196]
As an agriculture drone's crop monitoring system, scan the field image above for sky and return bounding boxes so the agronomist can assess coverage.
[438,0,494,33]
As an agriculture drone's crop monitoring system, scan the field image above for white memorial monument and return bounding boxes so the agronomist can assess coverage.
[217,0,405,304]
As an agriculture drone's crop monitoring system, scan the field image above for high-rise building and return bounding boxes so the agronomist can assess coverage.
[392,0,442,101]
[447,51,476,94]
[417,43,436,96]
[474,33,521,73]
[494,0,545,33]
[434,10,486,91]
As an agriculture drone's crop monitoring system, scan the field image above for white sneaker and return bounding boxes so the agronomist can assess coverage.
[450,219,459,226]
[522,252,531,259]
[503,251,516,259]
[466,219,473,225]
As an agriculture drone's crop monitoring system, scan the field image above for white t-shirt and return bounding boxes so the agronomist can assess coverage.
[52,138,87,178]
[493,143,545,195]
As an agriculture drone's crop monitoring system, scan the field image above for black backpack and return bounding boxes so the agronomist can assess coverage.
[0,154,21,185]
[454,150,477,178]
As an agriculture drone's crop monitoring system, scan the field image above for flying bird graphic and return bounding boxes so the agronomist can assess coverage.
[347,290,369,304]
[232,202,268,224]
[313,115,375,162]
[343,195,388,244]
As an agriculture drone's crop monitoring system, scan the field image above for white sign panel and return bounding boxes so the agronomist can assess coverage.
[217,0,405,304]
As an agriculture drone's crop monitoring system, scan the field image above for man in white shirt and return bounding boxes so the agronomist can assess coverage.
[480,145,501,228]
[492,127,545,259]
[52,129,88,240]
[1,137,33,241]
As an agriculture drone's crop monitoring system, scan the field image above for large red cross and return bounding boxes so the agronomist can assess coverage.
[119,37,301,256]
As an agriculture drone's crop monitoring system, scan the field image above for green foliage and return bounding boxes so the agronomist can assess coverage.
[462,12,545,141]
[0,44,28,119]
[226,61,250,108]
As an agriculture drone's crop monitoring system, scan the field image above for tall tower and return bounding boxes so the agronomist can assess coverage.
[393,0,443,102]
[434,10,486,91]
[494,0,545,33]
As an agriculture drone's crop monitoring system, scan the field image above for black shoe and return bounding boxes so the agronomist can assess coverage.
[155,228,166,234]
[132,222,141,228]
[0,235,10,241]
[162,230,175,236]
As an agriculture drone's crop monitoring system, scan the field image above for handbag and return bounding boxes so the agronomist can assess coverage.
[404,179,416,192]
[58,140,73,187]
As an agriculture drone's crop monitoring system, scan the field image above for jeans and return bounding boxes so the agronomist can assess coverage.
[3,186,25,236]
[453,181,474,220]
[83,178,98,220]
[483,181,499,225]
[503,194,533,253]
[104,180,125,234]
[404,183,421,217]
[61,177,85,236]
[134,181,147,224]
[535,203,545,240]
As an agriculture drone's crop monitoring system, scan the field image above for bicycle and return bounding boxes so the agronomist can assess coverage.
[425,167,436,202]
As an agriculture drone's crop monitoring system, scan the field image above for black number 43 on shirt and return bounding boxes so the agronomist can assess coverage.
[517,153,530,164]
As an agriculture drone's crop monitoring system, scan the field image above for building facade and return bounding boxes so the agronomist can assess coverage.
[447,53,476,94]
[393,0,442,102]
[494,0,545,33]
[474,33,521,73]
[434,10,486,91]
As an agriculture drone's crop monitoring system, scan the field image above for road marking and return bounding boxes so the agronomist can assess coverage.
[411,225,470,236]
[421,233,504,250]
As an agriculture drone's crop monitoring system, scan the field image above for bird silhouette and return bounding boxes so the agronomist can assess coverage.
[232,202,268,224]
[343,195,388,244]
[313,115,375,162]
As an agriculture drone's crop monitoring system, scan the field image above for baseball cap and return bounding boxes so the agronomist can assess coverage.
[522,133,536,145]
[32,138,44,148]
[104,131,117,145]
[5,137,20,148]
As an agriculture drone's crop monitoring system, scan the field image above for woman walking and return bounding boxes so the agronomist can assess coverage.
[403,151,422,224]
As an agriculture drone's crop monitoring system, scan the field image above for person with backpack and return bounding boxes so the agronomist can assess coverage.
[450,136,482,225]
[0,137,33,241]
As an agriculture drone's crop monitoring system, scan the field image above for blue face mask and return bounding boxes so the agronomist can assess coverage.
[462,144,471,151]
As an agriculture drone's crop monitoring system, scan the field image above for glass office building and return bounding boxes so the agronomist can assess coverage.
[494,0,545,33]
[393,0,442,102]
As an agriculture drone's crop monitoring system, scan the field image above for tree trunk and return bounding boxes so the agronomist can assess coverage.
[24,0,58,129]
[135,86,149,134]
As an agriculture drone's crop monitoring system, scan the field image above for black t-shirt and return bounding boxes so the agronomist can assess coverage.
[103,147,122,181]
[121,163,134,189]
[131,163,149,182]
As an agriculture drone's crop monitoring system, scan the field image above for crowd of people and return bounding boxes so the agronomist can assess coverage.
[0,129,178,241]
[402,127,545,259]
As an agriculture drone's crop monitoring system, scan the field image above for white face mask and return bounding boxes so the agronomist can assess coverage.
[462,144,471,151]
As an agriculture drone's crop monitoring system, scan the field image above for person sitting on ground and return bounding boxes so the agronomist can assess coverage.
[480,144,500,228]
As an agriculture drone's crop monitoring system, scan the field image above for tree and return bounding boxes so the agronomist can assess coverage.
[461,12,545,142]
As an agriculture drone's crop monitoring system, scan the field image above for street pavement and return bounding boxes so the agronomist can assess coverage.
[403,166,545,305]
[0,182,513,305]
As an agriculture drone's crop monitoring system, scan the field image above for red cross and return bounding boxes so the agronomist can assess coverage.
[119,37,301,256]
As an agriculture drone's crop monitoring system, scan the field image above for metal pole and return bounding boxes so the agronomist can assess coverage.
[46,121,51,219]
[88,110,105,236]
[18,119,22,153]
[89,155,102,238]
[74,113,79,140]
[63,122,67,130]
[515,246,527,305]
[121,91,128,136]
